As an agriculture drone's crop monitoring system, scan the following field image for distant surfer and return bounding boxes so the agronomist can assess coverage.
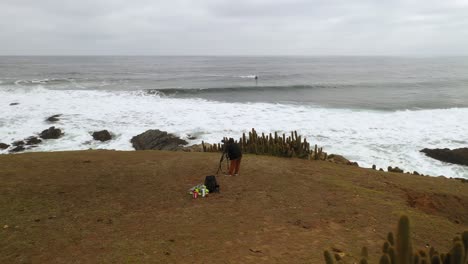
[254,75,258,85]
[254,75,258,80]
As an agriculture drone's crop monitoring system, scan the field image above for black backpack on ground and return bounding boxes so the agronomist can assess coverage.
[204,175,220,193]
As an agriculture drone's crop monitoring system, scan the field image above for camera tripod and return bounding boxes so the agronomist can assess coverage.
[216,152,230,175]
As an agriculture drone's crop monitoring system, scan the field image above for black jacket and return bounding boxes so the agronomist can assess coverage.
[226,143,242,160]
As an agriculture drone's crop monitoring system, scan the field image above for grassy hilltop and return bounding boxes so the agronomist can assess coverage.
[1,150,467,263]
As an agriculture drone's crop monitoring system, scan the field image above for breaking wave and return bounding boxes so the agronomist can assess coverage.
[0,86,467,179]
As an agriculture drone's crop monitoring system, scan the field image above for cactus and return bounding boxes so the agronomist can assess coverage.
[396,215,413,264]
[388,247,396,264]
[388,232,395,246]
[431,255,441,264]
[443,253,451,264]
[380,254,392,264]
[414,253,420,264]
[361,246,369,259]
[321,215,468,264]
[451,241,464,264]
[204,128,329,160]
[323,250,335,264]
[462,231,468,262]
[383,241,390,253]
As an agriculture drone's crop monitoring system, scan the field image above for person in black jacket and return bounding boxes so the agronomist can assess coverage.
[225,138,242,176]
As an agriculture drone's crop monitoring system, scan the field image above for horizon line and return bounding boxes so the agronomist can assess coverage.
[1,54,468,58]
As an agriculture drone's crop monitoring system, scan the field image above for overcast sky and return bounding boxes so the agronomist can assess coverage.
[1,0,468,56]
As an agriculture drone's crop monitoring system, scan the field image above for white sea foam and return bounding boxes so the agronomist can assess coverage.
[1,86,467,179]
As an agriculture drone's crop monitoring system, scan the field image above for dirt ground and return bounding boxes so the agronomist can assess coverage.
[0,150,467,263]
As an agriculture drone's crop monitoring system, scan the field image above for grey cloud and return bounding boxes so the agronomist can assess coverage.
[0,0,467,55]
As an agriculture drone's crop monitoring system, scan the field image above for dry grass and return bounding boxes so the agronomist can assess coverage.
[0,150,467,263]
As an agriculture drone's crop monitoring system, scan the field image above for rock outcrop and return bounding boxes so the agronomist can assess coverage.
[388,166,404,173]
[131,130,188,151]
[40,127,63,139]
[10,145,25,153]
[25,136,42,145]
[0,143,9,150]
[421,147,468,166]
[12,141,25,147]
[182,144,207,152]
[92,130,112,142]
[326,154,358,166]
[187,135,197,140]
[7,137,43,153]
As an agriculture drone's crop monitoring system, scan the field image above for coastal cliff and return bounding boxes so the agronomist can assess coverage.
[0,150,466,263]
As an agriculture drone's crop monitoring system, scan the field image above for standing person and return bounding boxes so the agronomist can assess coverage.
[226,138,242,176]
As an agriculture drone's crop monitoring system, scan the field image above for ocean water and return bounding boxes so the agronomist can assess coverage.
[1,56,467,178]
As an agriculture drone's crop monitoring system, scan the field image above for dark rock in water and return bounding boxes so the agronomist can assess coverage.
[187,135,197,140]
[40,126,63,139]
[9,102,19,106]
[92,130,112,142]
[12,140,25,147]
[0,143,10,150]
[25,136,42,145]
[131,129,188,151]
[46,114,62,122]
[421,147,468,166]
[10,145,25,152]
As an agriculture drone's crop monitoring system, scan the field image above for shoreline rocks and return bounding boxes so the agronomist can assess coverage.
[326,154,358,166]
[421,148,468,166]
[388,166,404,173]
[131,130,188,151]
[10,141,26,152]
[187,135,197,140]
[10,145,25,152]
[25,136,42,145]
[40,126,63,139]
[0,143,9,150]
[92,130,112,142]
[12,141,25,147]
[46,114,62,123]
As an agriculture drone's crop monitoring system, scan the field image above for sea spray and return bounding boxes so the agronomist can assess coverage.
[0,87,467,178]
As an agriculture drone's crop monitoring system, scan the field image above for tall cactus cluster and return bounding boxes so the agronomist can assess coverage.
[324,215,468,264]
[202,128,327,160]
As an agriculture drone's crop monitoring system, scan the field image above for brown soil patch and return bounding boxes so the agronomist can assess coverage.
[0,150,467,263]
[406,191,468,224]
